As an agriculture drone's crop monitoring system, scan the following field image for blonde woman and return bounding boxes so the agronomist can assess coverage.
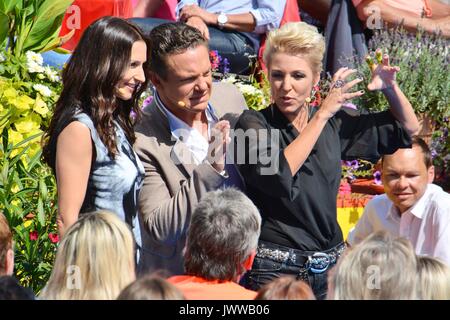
[328,231,418,300]
[39,211,135,300]
[417,256,450,300]
[235,21,419,299]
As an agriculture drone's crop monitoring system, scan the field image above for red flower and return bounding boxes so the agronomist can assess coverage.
[29,231,38,241]
[48,233,60,243]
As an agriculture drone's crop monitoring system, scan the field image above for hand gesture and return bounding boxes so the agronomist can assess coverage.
[207,120,231,172]
[319,67,364,119]
[180,4,216,25]
[185,16,210,40]
[366,49,400,91]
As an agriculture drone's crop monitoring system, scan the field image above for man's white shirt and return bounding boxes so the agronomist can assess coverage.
[348,183,450,265]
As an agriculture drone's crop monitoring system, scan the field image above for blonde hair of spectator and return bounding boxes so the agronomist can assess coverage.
[255,276,316,300]
[263,22,326,75]
[117,274,185,300]
[39,211,135,300]
[328,231,418,300]
[417,256,450,300]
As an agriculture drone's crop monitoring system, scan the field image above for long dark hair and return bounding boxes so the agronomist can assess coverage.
[42,16,150,171]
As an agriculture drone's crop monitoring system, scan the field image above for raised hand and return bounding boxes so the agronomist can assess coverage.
[319,67,364,119]
[207,120,231,172]
[366,49,400,91]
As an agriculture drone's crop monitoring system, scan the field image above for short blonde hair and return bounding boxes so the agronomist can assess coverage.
[40,211,135,300]
[263,22,326,74]
[329,231,418,300]
[417,256,450,300]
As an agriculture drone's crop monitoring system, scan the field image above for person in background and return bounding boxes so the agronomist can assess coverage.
[328,231,418,299]
[117,274,185,300]
[168,189,261,300]
[39,211,136,300]
[130,0,286,74]
[348,137,450,265]
[0,212,14,277]
[255,276,316,300]
[235,21,419,299]
[353,0,450,38]
[416,255,450,300]
[0,276,35,300]
[42,17,149,260]
[134,22,245,276]
[133,0,178,21]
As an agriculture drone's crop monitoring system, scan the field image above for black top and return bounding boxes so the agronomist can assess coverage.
[234,105,411,251]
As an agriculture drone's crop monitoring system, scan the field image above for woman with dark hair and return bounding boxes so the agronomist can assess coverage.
[42,16,149,252]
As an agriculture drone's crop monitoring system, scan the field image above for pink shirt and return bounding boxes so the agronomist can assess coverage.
[348,184,450,265]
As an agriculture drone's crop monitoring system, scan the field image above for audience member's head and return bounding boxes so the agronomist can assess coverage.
[117,274,185,300]
[416,256,450,300]
[0,276,35,300]
[0,212,14,276]
[39,211,136,299]
[184,188,261,282]
[263,21,326,75]
[255,276,316,300]
[328,231,418,299]
[147,22,208,80]
[381,136,435,214]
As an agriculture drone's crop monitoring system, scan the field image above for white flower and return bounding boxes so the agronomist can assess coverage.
[221,75,237,84]
[33,84,52,97]
[26,51,44,73]
[26,51,43,65]
[43,66,60,82]
[236,83,258,95]
[0,52,5,63]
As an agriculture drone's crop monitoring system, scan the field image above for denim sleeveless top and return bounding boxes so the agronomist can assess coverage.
[74,113,144,249]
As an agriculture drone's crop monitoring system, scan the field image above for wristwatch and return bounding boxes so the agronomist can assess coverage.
[217,12,228,28]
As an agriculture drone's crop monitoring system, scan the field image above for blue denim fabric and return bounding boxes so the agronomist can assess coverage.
[240,241,343,300]
[129,18,257,75]
[41,50,71,69]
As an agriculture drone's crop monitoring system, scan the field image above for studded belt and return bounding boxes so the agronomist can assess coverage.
[256,242,346,274]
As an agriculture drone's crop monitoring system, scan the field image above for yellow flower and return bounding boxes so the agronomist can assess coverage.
[23,220,33,228]
[3,87,18,99]
[14,95,35,111]
[34,96,49,116]
[7,128,23,146]
[14,114,41,133]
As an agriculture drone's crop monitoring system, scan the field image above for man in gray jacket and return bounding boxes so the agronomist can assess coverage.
[134,22,246,275]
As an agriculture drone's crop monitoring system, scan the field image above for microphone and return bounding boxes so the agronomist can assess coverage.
[177,100,186,108]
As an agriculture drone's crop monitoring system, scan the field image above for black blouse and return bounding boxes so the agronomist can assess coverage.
[234,105,411,251]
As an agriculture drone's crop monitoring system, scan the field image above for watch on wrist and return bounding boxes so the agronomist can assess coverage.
[217,12,228,28]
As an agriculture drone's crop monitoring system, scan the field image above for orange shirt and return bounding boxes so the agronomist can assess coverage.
[168,275,257,300]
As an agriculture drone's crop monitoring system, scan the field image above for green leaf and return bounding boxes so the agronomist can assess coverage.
[39,177,48,201]
[22,0,73,53]
[37,197,45,227]
[0,0,20,14]
[0,11,9,47]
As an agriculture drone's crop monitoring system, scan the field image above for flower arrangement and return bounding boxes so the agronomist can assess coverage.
[344,26,449,123]
[0,0,71,293]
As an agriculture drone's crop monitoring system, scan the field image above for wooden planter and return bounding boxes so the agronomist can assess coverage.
[350,178,385,195]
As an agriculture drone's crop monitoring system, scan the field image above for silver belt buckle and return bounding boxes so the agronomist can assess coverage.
[308,252,330,273]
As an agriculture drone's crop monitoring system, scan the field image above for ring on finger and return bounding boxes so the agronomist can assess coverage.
[333,79,346,88]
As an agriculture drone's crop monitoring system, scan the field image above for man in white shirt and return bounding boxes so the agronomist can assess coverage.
[134,23,246,275]
[348,136,450,265]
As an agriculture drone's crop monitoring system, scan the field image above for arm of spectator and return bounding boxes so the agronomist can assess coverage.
[346,203,375,246]
[55,121,91,237]
[133,0,164,17]
[366,51,419,136]
[177,0,284,34]
[355,0,450,38]
[134,134,227,244]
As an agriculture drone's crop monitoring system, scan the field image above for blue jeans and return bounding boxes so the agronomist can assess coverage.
[240,240,346,300]
[129,18,257,75]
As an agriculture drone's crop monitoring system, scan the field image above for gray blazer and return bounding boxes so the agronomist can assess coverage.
[134,82,247,275]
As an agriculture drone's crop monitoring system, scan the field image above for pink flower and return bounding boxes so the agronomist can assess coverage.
[48,233,59,243]
[29,231,38,241]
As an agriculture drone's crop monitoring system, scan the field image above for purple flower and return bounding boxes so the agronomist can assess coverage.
[222,58,230,74]
[373,170,382,185]
[350,160,359,169]
[143,95,153,108]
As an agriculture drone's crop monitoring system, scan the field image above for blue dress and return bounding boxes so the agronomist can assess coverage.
[74,113,144,252]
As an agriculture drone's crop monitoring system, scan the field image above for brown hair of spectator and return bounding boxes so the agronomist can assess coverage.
[255,276,316,300]
[117,274,185,300]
